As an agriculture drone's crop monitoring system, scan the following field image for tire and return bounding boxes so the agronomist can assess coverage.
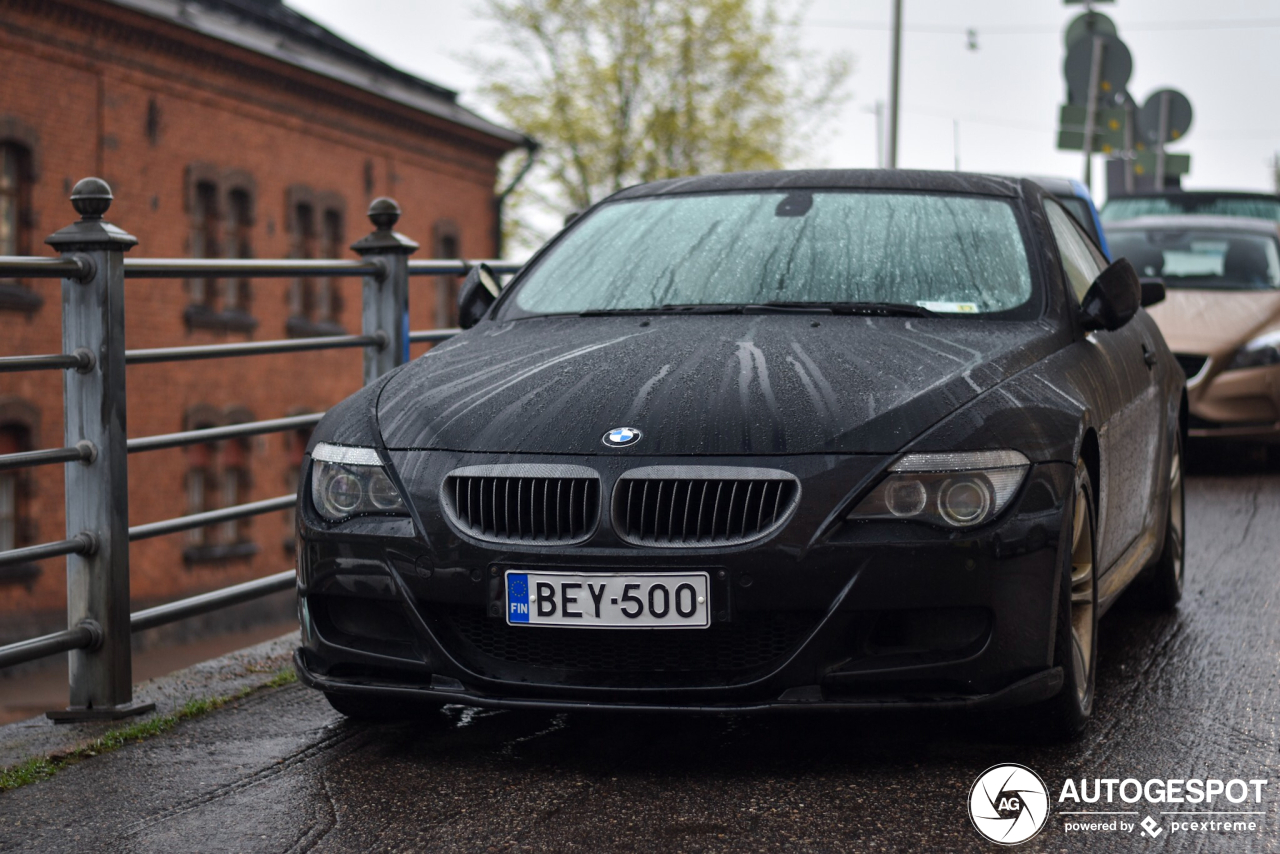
[1139,434,1185,611]
[1030,459,1098,741]
[325,691,443,721]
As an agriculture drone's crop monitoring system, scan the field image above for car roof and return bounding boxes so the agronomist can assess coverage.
[1105,214,1280,234]
[1020,175,1080,197]
[610,169,1023,200]
[1106,190,1280,202]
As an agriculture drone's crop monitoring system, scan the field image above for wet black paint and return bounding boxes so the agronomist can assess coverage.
[375,314,1062,456]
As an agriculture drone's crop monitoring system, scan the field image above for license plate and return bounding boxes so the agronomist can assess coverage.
[505,570,711,629]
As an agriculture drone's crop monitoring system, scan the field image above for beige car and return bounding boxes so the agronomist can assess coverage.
[1107,215,1280,439]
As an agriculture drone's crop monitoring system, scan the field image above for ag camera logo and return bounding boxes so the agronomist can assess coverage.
[969,764,1050,845]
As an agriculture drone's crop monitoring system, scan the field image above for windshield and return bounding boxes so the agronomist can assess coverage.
[1102,196,1280,223]
[506,191,1035,318]
[1108,228,1280,290]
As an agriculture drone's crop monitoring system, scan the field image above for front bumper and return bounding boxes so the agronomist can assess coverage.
[295,451,1075,711]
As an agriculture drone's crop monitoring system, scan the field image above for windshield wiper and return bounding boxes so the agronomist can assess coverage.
[579,304,746,316]
[577,301,935,318]
[754,301,936,317]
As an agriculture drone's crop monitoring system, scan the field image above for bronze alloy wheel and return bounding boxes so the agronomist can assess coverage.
[1167,446,1185,590]
[1028,459,1097,739]
[1069,468,1096,705]
[1141,436,1186,610]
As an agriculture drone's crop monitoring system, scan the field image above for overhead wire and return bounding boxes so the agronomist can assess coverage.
[805,18,1280,35]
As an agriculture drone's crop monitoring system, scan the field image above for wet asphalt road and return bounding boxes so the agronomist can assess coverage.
[1,455,1278,853]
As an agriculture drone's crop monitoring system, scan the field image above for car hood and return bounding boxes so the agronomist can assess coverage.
[376,315,1061,455]
[1147,288,1280,355]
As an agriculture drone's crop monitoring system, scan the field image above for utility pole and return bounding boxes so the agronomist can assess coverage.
[887,0,903,168]
[953,119,960,171]
[864,101,885,167]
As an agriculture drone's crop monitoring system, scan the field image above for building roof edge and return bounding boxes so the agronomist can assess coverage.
[103,0,527,149]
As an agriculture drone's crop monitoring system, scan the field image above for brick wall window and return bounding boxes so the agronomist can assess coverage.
[184,165,257,333]
[182,407,259,565]
[433,219,461,328]
[189,180,220,311]
[218,435,250,546]
[223,188,254,316]
[0,412,40,588]
[0,141,42,314]
[282,421,315,554]
[185,435,217,549]
[0,425,29,553]
[0,144,23,256]
[317,208,344,325]
[287,187,346,337]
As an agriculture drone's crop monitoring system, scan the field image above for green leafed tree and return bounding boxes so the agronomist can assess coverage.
[476,0,851,246]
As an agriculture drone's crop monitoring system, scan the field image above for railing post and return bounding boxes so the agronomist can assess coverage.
[44,178,154,721]
[351,198,418,385]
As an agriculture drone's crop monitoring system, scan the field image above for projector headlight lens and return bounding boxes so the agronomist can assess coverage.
[848,450,1030,529]
[884,478,928,517]
[310,443,408,522]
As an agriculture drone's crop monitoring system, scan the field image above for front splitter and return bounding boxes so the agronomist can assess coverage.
[294,650,1062,715]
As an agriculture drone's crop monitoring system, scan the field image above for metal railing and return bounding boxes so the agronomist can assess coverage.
[0,179,522,719]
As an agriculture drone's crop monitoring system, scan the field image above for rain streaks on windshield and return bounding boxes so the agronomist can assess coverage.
[509,191,1034,317]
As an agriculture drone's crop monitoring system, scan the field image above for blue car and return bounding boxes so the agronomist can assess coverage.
[1025,176,1111,260]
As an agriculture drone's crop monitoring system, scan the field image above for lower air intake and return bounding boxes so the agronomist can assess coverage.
[431,605,820,677]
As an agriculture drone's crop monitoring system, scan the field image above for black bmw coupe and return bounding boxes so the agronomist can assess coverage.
[294,170,1185,737]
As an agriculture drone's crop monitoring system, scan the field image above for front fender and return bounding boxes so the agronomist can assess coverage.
[902,367,1092,465]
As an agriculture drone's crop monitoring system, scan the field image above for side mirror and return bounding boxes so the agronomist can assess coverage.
[457,263,501,329]
[1080,258,1140,332]
[1139,277,1166,308]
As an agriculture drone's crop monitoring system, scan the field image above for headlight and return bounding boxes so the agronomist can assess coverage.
[847,450,1030,529]
[1228,330,1280,371]
[310,442,408,522]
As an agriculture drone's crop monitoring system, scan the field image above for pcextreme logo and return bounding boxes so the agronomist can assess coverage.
[969,764,1051,845]
[968,765,1271,845]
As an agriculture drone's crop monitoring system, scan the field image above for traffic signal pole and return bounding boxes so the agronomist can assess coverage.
[1080,33,1104,190]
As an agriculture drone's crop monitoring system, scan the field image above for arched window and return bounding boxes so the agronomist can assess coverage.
[182,406,258,565]
[433,220,462,328]
[286,187,346,336]
[225,187,254,315]
[0,423,31,553]
[0,399,39,577]
[0,141,41,314]
[190,180,220,310]
[183,164,257,332]
[317,207,344,324]
[184,412,220,550]
[0,143,24,256]
[282,417,316,555]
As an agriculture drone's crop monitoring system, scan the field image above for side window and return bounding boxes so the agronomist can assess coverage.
[1045,200,1105,303]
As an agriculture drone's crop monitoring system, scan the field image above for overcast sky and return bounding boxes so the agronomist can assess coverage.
[291,0,1280,203]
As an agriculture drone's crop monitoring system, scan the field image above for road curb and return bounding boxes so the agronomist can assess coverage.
[0,631,299,771]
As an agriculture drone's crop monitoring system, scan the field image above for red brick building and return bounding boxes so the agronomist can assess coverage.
[0,0,528,644]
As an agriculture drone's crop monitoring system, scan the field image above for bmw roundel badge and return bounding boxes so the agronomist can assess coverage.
[602,426,642,448]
